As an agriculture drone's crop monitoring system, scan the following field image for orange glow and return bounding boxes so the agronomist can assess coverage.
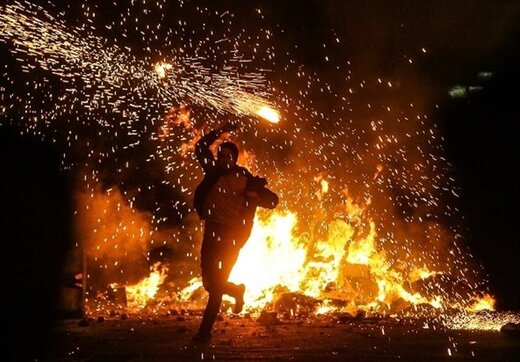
[237,149,258,173]
[313,174,329,200]
[81,182,505,328]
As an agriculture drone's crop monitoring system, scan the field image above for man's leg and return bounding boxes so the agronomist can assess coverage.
[197,242,243,340]
[196,233,222,341]
[223,282,245,313]
[219,242,246,313]
[195,226,247,341]
[196,290,222,340]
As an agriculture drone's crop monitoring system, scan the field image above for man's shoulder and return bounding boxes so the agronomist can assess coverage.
[235,166,253,177]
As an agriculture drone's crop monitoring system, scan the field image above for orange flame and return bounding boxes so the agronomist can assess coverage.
[466,293,496,313]
[313,174,329,200]
[81,158,504,328]
[229,212,306,309]
[125,262,169,310]
[222,194,447,314]
[82,179,502,326]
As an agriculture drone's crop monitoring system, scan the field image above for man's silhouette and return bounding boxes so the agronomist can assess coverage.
[192,122,278,342]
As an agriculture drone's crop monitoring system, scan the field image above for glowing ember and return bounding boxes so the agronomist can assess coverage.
[445,310,520,331]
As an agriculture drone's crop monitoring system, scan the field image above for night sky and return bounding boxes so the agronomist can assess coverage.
[1,0,519,322]
[440,53,520,310]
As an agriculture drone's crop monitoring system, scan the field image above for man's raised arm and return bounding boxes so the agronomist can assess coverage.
[195,122,236,172]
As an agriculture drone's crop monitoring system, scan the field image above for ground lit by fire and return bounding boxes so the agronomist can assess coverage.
[1,0,519,335]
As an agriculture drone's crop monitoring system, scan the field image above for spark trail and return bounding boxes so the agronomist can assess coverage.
[0,1,275,124]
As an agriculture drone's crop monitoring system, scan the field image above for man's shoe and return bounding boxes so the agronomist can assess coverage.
[191,331,212,343]
[234,284,246,314]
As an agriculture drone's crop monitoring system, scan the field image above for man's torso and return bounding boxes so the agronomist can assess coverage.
[202,168,248,226]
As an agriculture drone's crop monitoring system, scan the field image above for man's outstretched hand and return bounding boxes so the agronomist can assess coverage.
[247,176,268,190]
[217,122,237,134]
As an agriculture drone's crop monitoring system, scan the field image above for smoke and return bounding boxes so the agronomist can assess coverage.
[74,185,202,293]
[74,187,152,290]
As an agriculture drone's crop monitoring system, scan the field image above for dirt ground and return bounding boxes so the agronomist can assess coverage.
[37,313,520,362]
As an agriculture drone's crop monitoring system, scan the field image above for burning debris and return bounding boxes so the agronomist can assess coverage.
[257,310,280,326]
[274,292,321,317]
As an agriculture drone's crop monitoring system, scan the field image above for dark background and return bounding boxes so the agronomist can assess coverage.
[0,128,72,358]
[440,51,520,311]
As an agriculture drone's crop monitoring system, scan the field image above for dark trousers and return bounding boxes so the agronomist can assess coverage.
[198,222,247,334]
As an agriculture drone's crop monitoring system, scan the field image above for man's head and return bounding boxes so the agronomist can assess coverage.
[217,142,239,169]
